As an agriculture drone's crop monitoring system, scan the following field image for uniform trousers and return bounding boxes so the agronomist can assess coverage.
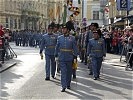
[91,57,103,78]
[45,54,56,78]
[59,61,72,88]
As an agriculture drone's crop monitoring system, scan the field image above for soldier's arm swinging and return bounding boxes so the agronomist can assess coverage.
[55,37,60,57]
[40,36,45,54]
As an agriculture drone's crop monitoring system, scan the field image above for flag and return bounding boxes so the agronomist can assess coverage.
[51,9,54,19]
[49,8,54,19]
[67,0,73,6]
[104,7,109,13]
[56,6,60,18]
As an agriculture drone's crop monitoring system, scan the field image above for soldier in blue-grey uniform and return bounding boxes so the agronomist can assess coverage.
[87,31,106,80]
[40,25,58,80]
[86,23,99,75]
[55,23,78,92]
[53,24,61,73]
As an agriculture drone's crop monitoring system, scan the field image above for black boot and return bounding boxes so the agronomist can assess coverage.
[61,88,66,92]
[45,77,50,80]
[73,75,76,79]
[52,76,56,79]
[67,86,71,89]
[89,72,93,75]
[93,77,97,80]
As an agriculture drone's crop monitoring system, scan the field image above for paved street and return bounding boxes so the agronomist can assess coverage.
[1,43,133,100]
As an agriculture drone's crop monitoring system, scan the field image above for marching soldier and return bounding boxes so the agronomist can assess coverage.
[72,27,80,79]
[87,31,106,80]
[40,25,58,80]
[53,24,61,73]
[86,23,102,75]
[55,23,78,92]
[86,25,94,75]
[79,27,87,64]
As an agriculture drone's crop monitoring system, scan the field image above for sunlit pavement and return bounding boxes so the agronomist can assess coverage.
[1,42,133,100]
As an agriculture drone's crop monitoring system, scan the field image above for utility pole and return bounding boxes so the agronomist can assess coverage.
[127,10,129,26]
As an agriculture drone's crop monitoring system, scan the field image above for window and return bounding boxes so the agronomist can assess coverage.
[131,0,133,9]
[14,19,17,29]
[18,19,21,29]
[93,11,99,20]
[6,17,9,28]
[10,17,13,29]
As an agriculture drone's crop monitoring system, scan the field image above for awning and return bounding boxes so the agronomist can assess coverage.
[123,15,133,20]
[114,17,124,23]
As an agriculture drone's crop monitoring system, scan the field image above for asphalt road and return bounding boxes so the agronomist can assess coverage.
[1,43,133,100]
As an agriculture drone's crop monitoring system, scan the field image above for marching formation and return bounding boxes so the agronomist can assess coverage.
[39,20,106,92]
[1,20,132,92]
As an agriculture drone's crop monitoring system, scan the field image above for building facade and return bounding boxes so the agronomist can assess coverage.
[107,0,133,29]
[0,0,48,31]
[70,0,105,27]
[86,0,105,27]
[0,0,22,30]
[129,0,133,24]
[20,0,48,30]
[47,0,64,24]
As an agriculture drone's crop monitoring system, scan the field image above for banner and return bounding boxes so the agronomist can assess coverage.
[67,0,80,20]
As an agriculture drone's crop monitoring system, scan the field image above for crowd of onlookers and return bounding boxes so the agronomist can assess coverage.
[0,27,11,65]
[102,25,133,69]
[103,25,133,55]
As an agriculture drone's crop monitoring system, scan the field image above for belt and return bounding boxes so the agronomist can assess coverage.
[60,49,73,52]
[92,50,102,52]
[47,46,55,48]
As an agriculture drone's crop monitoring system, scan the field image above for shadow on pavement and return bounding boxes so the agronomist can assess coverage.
[60,62,132,99]
[65,90,102,100]
[1,59,23,99]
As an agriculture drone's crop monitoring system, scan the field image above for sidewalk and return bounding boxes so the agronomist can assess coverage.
[103,53,127,67]
[0,59,17,73]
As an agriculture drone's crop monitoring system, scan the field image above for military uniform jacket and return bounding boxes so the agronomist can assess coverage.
[40,33,58,55]
[87,38,106,58]
[55,35,78,61]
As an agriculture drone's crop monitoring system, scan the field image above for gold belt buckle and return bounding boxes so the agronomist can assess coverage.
[60,49,72,52]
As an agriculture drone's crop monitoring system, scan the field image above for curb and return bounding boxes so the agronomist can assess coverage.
[0,62,17,73]
[110,64,126,67]
[103,62,126,67]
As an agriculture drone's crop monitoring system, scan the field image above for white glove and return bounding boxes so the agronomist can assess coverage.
[74,59,77,63]
[87,56,90,59]
[55,57,58,61]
